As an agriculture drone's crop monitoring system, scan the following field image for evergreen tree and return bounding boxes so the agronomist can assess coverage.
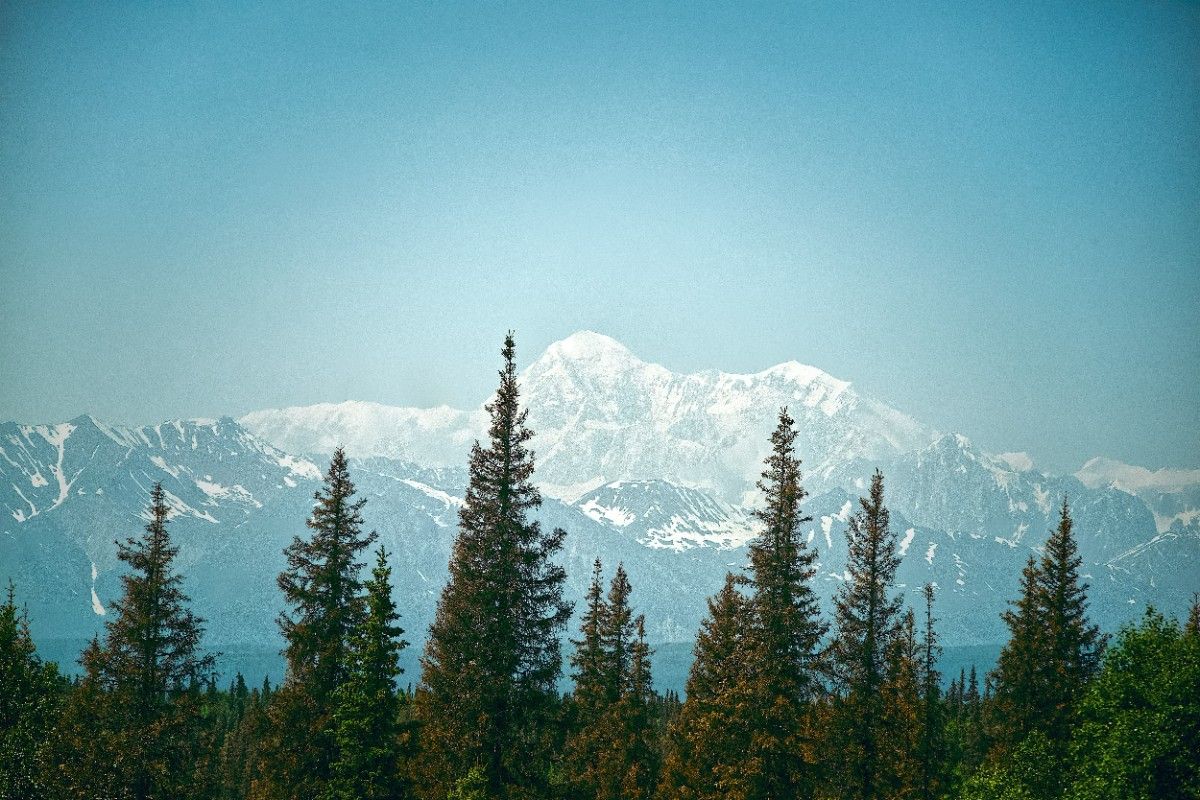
[917,583,944,800]
[0,582,64,800]
[110,484,214,799]
[988,498,1102,769]
[326,546,410,800]
[659,573,753,800]
[739,407,826,800]
[260,448,378,799]
[564,562,658,800]
[880,608,922,800]
[1038,497,1104,746]
[416,333,571,798]
[828,470,904,800]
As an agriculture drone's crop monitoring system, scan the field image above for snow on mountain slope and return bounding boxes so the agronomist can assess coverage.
[240,331,937,503]
[1076,457,1200,533]
[575,479,758,551]
[239,400,481,466]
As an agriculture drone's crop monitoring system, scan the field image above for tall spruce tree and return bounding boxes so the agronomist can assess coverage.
[1038,497,1103,745]
[417,332,571,798]
[917,583,944,800]
[828,470,904,800]
[988,497,1102,767]
[659,573,754,800]
[261,448,378,798]
[326,546,410,800]
[740,407,826,800]
[48,484,214,800]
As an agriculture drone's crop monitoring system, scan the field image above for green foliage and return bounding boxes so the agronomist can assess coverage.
[417,333,571,798]
[258,448,380,798]
[326,546,411,800]
[1067,608,1200,800]
[0,583,65,800]
[739,407,826,800]
[827,470,905,800]
[563,561,659,800]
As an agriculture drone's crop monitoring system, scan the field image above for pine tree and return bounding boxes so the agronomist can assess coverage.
[828,470,904,800]
[416,333,571,798]
[0,582,64,800]
[988,498,1102,767]
[564,562,659,800]
[917,584,944,800]
[110,484,214,799]
[880,608,922,799]
[1038,497,1103,746]
[740,407,826,800]
[260,448,378,798]
[326,546,410,800]
[659,573,754,800]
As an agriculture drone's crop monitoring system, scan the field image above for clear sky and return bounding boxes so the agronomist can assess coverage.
[1,1,1197,474]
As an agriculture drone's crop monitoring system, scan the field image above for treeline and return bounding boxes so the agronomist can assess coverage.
[2,334,1198,800]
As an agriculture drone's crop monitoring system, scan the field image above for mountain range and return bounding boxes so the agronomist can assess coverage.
[3,331,1196,688]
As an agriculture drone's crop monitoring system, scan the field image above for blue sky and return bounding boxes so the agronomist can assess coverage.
[1,1,1196,473]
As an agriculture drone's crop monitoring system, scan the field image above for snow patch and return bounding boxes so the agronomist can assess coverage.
[899,527,915,556]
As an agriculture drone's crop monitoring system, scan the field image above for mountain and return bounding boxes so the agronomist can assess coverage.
[3,332,1195,690]
[1076,457,1200,533]
[240,331,936,503]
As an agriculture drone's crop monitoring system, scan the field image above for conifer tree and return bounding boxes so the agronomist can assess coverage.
[45,485,214,799]
[0,582,64,800]
[260,448,378,798]
[564,562,658,800]
[570,559,609,718]
[917,584,944,800]
[880,608,922,799]
[740,407,826,800]
[326,546,410,800]
[1038,497,1103,745]
[988,498,1102,766]
[416,333,571,798]
[659,574,753,800]
[828,470,904,800]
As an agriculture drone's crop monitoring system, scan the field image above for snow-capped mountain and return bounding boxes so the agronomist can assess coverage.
[3,332,1195,688]
[241,330,936,504]
[1076,457,1200,533]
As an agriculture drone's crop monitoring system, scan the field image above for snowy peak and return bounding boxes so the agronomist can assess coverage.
[1076,457,1200,495]
[1076,457,1200,533]
[542,330,637,363]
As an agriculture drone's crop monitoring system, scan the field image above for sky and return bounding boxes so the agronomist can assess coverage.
[1,1,1197,474]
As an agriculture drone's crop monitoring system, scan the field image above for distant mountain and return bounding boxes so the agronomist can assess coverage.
[240,330,936,503]
[1076,456,1200,533]
[3,332,1195,691]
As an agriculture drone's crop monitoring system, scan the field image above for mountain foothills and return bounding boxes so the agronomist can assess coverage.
[1,331,1198,800]
[2,332,1197,677]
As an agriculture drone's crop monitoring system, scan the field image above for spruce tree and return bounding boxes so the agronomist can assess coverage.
[659,573,754,800]
[880,608,922,799]
[564,562,659,800]
[1038,497,1103,746]
[45,485,214,800]
[326,546,410,800]
[740,407,826,800]
[261,448,378,798]
[917,584,944,800]
[828,470,904,800]
[989,498,1102,766]
[416,332,571,798]
[0,582,64,800]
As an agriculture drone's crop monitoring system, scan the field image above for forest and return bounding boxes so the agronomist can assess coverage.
[2,335,1197,800]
